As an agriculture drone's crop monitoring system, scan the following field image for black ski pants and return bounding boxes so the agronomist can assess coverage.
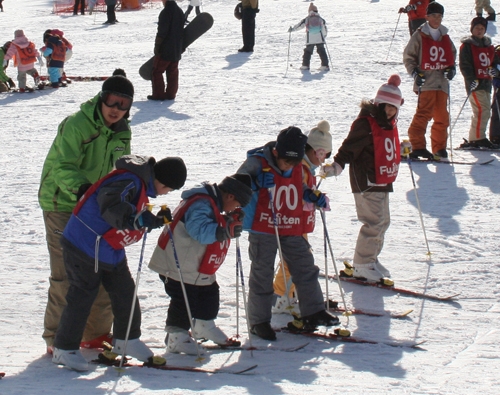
[241,7,257,51]
[302,44,328,67]
[54,237,141,350]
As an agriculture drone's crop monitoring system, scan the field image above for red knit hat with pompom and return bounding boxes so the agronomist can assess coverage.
[374,74,404,110]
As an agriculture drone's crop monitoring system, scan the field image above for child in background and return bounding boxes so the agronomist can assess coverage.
[0,41,16,92]
[398,0,430,35]
[52,154,187,372]
[288,3,329,71]
[149,174,253,354]
[459,17,499,148]
[237,126,339,341]
[42,32,67,88]
[272,121,333,315]
[184,0,201,23]
[45,29,73,83]
[327,75,404,283]
[3,30,43,92]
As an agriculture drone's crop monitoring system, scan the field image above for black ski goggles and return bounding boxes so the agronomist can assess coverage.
[100,91,133,111]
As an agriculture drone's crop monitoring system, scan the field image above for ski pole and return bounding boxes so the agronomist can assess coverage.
[266,184,292,310]
[284,29,292,78]
[386,12,402,61]
[319,209,351,324]
[406,155,431,257]
[235,238,254,357]
[450,95,469,140]
[324,41,332,69]
[163,205,204,362]
[235,248,240,337]
[118,203,154,371]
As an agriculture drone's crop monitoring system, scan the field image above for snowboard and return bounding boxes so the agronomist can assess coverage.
[139,12,214,81]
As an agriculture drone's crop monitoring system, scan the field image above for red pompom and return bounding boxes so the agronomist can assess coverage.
[387,74,401,87]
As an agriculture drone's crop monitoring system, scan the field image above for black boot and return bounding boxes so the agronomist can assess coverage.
[487,13,496,21]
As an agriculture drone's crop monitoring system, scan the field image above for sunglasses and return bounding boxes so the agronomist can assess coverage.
[100,91,133,111]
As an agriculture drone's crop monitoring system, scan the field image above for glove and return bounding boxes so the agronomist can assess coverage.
[400,140,413,157]
[444,66,456,81]
[76,183,92,200]
[7,78,15,88]
[256,171,275,189]
[288,26,293,32]
[156,206,173,224]
[303,189,328,208]
[320,162,343,177]
[216,213,243,241]
[398,7,407,13]
[470,79,479,91]
[488,67,498,78]
[130,210,165,232]
[412,68,425,86]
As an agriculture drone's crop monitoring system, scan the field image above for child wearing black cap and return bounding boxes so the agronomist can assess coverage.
[459,16,499,148]
[403,1,457,160]
[39,72,135,355]
[149,174,252,354]
[236,126,339,341]
[52,154,187,371]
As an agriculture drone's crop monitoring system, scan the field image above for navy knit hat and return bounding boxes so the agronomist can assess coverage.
[219,173,253,207]
[154,157,187,190]
[426,2,444,16]
[275,126,307,160]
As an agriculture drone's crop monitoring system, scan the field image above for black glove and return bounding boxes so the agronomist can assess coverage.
[7,78,15,88]
[412,68,425,86]
[156,207,173,223]
[76,183,92,200]
[130,210,165,232]
[445,66,456,81]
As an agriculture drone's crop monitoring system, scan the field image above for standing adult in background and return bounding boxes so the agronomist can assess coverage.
[475,0,496,21]
[0,0,4,12]
[239,0,259,53]
[398,0,430,35]
[148,0,184,101]
[38,74,135,354]
[104,0,118,25]
[73,0,85,15]
[184,0,201,24]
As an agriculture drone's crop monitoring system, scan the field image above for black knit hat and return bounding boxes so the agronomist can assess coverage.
[101,75,134,99]
[154,157,187,190]
[275,126,307,160]
[471,16,488,33]
[426,1,444,16]
[219,173,253,207]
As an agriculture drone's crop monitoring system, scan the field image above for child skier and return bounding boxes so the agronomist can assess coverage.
[42,32,67,88]
[236,126,339,341]
[403,1,456,159]
[272,120,333,315]
[148,174,253,354]
[184,0,201,23]
[398,0,430,35]
[0,41,16,92]
[327,75,404,283]
[459,16,499,148]
[288,3,329,71]
[2,30,43,92]
[52,154,187,372]
[42,29,73,83]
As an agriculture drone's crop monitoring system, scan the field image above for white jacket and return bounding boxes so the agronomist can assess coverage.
[291,11,327,45]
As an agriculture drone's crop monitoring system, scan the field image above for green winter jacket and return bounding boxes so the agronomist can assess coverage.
[38,94,132,212]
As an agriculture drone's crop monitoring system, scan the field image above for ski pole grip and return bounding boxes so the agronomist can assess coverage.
[160,204,172,225]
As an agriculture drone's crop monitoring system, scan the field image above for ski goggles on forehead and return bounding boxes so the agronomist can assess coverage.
[100,91,133,111]
[315,148,331,161]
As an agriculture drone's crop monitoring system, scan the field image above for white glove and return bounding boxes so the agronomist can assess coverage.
[470,80,479,91]
[320,162,343,177]
[488,67,498,77]
[400,140,412,156]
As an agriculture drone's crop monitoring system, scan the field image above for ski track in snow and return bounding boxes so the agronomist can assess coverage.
[1,0,500,393]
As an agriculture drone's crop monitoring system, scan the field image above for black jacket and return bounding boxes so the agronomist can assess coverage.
[155,0,184,61]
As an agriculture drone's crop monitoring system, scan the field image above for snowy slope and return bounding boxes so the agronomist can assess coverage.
[1,0,500,393]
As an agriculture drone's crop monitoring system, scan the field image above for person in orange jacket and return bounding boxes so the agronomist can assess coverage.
[399,0,430,35]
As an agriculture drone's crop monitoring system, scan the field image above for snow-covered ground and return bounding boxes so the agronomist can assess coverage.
[1,0,500,393]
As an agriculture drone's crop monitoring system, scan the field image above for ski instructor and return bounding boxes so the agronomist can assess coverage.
[148,0,184,101]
